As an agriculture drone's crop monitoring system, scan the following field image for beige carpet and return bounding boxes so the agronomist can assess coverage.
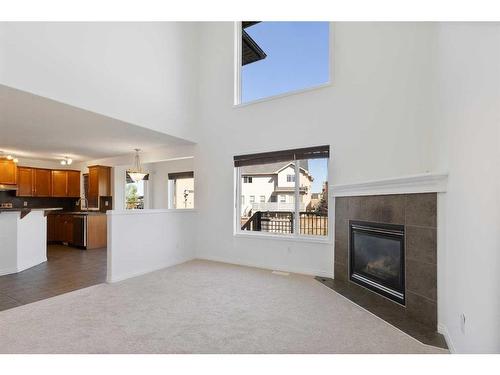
[0,260,447,354]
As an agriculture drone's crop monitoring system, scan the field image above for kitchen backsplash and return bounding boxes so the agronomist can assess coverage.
[0,190,79,210]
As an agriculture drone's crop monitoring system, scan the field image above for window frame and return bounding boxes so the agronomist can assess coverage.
[167,171,195,210]
[234,146,332,243]
[233,21,333,107]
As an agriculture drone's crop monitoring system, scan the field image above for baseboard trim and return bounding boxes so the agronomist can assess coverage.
[0,266,19,276]
[197,255,333,278]
[438,323,456,353]
[107,256,195,283]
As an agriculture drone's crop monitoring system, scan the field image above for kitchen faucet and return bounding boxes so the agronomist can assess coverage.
[76,197,89,212]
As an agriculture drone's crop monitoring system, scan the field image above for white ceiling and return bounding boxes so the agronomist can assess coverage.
[0,85,194,163]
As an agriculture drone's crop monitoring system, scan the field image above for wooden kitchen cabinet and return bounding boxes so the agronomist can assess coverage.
[51,170,81,198]
[54,214,74,243]
[17,167,34,196]
[17,167,52,197]
[34,169,52,196]
[0,159,17,185]
[67,170,81,197]
[47,214,56,242]
[88,165,111,208]
[48,213,106,249]
[51,170,68,197]
[16,167,79,198]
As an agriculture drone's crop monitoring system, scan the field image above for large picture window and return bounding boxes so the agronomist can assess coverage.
[237,22,330,104]
[235,146,329,238]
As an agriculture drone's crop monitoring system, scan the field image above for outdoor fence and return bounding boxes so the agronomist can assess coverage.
[241,211,328,236]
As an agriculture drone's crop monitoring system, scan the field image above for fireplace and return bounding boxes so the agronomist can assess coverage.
[349,220,405,304]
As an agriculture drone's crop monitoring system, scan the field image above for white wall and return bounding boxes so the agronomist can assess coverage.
[0,22,200,142]
[434,23,500,353]
[194,22,438,278]
[107,209,197,282]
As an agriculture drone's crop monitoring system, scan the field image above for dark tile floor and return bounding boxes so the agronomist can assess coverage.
[0,244,107,312]
[315,276,448,349]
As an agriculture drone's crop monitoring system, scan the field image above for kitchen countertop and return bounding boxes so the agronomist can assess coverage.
[0,207,63,212]
[56,211,106,215]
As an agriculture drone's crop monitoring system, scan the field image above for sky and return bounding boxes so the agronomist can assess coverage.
[308,158,328,193]
[241,22,329,103]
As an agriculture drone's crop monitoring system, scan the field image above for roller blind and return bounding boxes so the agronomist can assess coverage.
[168,171,194,180]
[234,145,329,167]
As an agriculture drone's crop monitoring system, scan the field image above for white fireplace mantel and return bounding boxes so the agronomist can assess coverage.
[331,173,448,197]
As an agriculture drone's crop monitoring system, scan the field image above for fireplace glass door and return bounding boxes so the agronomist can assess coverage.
[349,221,405,304]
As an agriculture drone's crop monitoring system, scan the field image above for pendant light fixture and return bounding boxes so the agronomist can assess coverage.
[127,149,147,182]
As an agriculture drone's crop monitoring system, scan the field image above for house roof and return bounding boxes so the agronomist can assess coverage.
[242,22,267,66]
[241,160,310,176]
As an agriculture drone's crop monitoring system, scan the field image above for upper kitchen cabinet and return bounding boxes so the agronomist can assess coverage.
[17,167,34,196]
[35,169,52,197]
[17,167,53,197]
[51,170,68,197]
[51,170,81,198]
[0,159,17,185]
[67,170,81,197]
[88,165,111,208]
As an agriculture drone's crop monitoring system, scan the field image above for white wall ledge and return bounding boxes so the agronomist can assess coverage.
[332,173,448,197]
[107,209,197,215]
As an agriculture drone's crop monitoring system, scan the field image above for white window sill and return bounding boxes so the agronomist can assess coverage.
[233,82,332,108]
[234,231,332,245]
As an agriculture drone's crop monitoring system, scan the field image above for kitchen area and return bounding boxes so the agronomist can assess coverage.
[0,155,113,311]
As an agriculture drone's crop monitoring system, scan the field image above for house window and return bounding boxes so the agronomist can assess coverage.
[237,22,330,104]
[243,176,253,183]
[168,172,194,209]
[125,172,149,209]
[235,146,330,237]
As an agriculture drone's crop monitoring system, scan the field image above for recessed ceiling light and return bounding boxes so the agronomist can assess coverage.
[60,160,67,165]
[13,158,18,163]
[6,155,13,160]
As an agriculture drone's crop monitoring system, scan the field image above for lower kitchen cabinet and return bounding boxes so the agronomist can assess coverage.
[47,213,106,249]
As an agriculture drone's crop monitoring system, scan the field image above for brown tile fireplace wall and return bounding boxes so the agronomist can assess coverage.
[334,193,437,329]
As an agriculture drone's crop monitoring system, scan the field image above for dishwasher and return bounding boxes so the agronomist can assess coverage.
[72,215,87,248]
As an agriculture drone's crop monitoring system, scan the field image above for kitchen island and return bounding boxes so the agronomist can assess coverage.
[0,208,61,276]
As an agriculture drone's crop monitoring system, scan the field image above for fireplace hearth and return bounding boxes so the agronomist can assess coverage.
[350,221,405,304]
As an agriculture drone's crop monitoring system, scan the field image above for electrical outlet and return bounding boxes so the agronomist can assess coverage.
[105,200,109,206]
[460,313,466,334]
[23,201,28,207]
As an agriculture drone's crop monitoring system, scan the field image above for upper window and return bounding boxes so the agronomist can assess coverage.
[237,22,330,104]
[235,146,330,238]
[168,172,195,209]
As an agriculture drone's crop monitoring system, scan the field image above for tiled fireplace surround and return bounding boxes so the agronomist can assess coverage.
[334,193,438,328]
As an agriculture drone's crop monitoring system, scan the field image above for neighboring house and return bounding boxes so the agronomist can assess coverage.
[240,160,313,216]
